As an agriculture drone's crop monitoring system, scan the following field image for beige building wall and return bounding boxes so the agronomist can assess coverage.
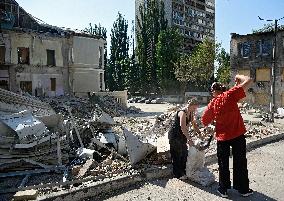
[8,32,66,96]
[70,36,106,95]
[10,32,64,67]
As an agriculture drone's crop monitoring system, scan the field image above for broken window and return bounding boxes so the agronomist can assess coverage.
[239,42,251,58]
[256,39,272,56]
[98,46,103,68]
[20,81,32,94]
[17,47,30,64]
[0,79,8,90]
[50,78,56,91]
[256,68,270,82]
[46,49,56,66]
[0,46,5,64]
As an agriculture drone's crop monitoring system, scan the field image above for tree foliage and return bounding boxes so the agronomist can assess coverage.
[156,28,182,94]
[84,23,107,39]
[107,12,130,91]
[136,0,168,95]
[252,23,284,33]
[216,48,231,84]
[175,38,217,90]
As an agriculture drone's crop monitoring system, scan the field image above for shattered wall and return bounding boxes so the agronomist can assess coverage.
[230,31,284,107]
[70,36,106,95]
[3,31,68,96]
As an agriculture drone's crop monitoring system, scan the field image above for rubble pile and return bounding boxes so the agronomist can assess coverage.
[246,123,281,138]
[90,95,141,117]
[0,89,69,173]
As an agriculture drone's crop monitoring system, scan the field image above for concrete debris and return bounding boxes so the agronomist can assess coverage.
[0,110,49,144]
[13,189,38,201]
[90,94,141,117]
[0,87,283,198]
[123,127,156,165]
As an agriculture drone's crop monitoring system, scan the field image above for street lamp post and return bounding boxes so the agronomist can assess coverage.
[258,16,284,122]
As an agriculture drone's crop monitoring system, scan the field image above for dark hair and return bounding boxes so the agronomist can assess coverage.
[187,98,199,106]
[211,82,227,92]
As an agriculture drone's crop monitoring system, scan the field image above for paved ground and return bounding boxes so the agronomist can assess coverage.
[88,139,284,201]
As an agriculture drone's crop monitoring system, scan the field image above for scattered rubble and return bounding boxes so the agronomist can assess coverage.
[0,88,283,200]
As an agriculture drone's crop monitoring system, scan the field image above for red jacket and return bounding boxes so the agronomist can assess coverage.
[202,85,246,141]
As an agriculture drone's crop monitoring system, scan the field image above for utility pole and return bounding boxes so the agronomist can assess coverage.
[258,16,284,122]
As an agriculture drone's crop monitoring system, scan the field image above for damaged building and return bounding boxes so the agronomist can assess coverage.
[230,31,284,108]
[0,0,106,97]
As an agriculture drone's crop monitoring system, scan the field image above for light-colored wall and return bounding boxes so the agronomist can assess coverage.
[70,36,106,94]
[72,36,105,69]
[17,70,65,96]
[10,32,64,67]
[72,69,104,93]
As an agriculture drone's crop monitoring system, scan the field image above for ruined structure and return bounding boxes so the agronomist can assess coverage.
[0,0,106,97]
[231,31,284,108]
[135,0,215,53]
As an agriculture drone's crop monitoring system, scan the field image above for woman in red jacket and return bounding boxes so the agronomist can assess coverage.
[202,74,253,198]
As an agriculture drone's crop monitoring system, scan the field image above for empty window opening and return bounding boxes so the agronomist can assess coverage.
[17,47,30,64]
[20,81,32,94]
[0,79,8,90]
[0,46,5,64]
[50,78,56,91]
[46,49,56,66]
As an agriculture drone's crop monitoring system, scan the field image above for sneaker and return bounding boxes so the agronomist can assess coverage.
[217,187,228,198]
[240,189,253,197]
[178,175,187,180]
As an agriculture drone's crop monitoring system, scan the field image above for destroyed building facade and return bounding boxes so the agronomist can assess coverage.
[230,31,284,108]
[0,0,106,97]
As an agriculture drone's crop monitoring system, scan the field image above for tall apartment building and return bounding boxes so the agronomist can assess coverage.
[135,0,215,53]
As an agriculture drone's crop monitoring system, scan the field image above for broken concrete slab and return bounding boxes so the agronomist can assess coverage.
[123,127,156,165]
[13,189,38,201]
[0,110,49,144]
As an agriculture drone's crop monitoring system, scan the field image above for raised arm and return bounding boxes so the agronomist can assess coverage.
[234,74,253,91]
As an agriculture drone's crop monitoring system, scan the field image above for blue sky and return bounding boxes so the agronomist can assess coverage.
[17,0,284,53]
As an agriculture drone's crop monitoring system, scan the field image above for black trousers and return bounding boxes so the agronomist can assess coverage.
[217,134,249,192]
[169,138,188,178]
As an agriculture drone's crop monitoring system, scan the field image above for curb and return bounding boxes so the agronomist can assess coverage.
[38,132,284,201]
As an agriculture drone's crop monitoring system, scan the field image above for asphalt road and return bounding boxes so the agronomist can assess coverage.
[90,139,284,201]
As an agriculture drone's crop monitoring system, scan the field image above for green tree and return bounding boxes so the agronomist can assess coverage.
[252,23,284,33]
[136,0,168,95]
[107,12,129,91]
[156,28,182,94]
[175,38,218,91]
[216,48,231,84]
[84,23,107,39]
